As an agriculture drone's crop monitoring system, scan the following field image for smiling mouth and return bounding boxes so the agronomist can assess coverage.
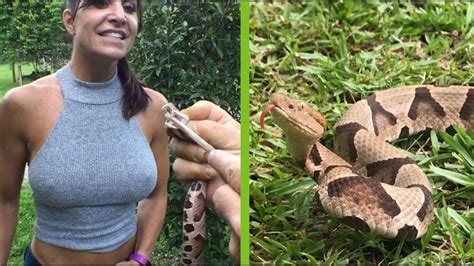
[99,30,127,40]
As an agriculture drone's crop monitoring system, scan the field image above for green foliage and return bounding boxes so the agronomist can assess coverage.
[129,3,240,263]
[250,2,474,264]
[130,2,240,118]
[0,1,69,72]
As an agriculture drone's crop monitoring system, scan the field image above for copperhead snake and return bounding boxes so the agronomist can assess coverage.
[163,104,211,264]
[261,85,473,240]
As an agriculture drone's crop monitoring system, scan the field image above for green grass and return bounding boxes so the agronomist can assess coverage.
[8,184,35,265]
[0,63,35,99]
[250,2,474,264]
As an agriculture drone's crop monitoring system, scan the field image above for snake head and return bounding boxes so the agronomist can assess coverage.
[260,93,327,163]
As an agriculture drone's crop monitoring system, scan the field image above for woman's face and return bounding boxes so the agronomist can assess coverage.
[66,0,139,62]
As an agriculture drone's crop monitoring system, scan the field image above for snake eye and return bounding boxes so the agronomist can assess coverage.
[298,103,305,110]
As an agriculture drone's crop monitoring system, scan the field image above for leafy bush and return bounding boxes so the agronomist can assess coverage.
[0,1,69,72]
[129,2,240,264]
[130,2,240,118]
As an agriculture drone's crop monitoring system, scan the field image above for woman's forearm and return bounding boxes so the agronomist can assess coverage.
[134,193,168,257]
[0,200,20,264]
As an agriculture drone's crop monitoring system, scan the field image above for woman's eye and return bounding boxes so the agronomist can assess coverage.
[93,0,109,9]
[123,2,137,13]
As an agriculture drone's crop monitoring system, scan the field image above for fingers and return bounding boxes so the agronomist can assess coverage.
[186,120,240,151]
[207,150,240,193]
[229,232,240,264]
[207,176,240,236]
[169,138,207,162]
[172,158,220,186]
[182,100,239,128]
[169,138,226,186]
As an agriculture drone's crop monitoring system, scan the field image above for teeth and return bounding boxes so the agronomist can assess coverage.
[101,32,125,39]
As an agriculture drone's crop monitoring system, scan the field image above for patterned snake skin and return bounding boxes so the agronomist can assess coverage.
[261,85,473,239]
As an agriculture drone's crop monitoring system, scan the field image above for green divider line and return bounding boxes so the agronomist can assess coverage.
[240,1,250,265]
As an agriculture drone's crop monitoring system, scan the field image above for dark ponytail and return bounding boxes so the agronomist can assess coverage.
[118,58,150,120]
[115,1,150,120]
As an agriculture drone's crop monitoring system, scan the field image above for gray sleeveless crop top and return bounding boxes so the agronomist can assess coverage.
[28,65,158,252]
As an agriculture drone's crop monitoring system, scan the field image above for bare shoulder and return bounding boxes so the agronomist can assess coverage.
[144,87,168,110]
[142,87,169,120]
[1,74,61,133]
[1,73,60,113]
[135,88,169,141]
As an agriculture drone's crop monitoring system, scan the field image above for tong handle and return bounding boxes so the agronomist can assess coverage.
[163,103,215,152]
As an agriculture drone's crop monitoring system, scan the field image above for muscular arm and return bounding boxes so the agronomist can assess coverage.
[0,91,28,263]
[134,93,170,258]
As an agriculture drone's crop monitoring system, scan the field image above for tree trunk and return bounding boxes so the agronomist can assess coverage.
[18,63,23,86]
[10,61,16,83]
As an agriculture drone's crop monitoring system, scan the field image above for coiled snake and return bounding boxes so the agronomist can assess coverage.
[261,85,473,239]
[164,104,213,264]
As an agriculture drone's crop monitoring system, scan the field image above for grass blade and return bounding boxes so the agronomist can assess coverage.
[429,165,474,187]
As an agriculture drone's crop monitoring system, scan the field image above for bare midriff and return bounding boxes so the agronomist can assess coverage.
[31,234,136,264]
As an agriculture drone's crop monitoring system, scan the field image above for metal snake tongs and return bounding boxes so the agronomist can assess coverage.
[162,103,215,152]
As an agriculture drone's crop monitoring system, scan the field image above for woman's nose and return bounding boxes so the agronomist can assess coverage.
[108,2,126,24]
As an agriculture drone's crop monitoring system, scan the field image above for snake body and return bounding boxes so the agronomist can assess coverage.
[262,85,473,239]
[181,180,206,264]
[162,104,208,264]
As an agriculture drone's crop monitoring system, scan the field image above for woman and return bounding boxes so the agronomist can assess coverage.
[0,0,169,265]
